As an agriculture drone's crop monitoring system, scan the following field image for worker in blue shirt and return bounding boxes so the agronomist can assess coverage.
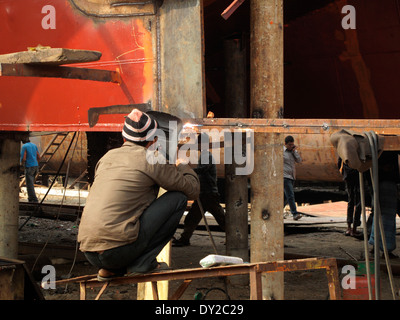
[20,138,40,203]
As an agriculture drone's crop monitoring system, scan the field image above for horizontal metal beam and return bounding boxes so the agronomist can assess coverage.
[186,118,400,135]
[0,63,120,83]
[55,257,338,285]
[180,118,400,150]
[55,257,340,300]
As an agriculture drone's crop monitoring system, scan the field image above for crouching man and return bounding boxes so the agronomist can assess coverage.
[78,109,200,281]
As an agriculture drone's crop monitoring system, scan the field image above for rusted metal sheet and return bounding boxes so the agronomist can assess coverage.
[284,0,400,120]
[196,118,400,136]
[0,0,156,132]
[158,0,205,119]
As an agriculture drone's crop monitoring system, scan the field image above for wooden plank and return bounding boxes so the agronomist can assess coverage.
[95,282,109,300]
[0,48,102,65]
[326,265,341,300]
[169,280,192,300]
[151,282,159,300]
[0,63,120,83]
[249,267,262,300]
[80,282,86,300]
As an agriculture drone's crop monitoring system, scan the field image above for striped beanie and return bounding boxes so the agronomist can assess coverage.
[122,109,158,143]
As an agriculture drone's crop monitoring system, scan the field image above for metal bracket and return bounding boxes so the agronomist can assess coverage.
[0,63,121,84]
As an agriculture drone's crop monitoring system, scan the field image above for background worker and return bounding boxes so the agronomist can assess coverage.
[78,109,200,281]
[368,151,399,258]
[173,133,225,247]
[338,157,362,237]
[284,135,302,220]
[20,137,40,203]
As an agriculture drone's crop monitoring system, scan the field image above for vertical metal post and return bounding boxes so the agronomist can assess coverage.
[0,133,21,259]
[224,38,249,285]
[250,0,284,299]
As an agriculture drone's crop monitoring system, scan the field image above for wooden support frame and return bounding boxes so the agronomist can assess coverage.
[55,257,341,300]
[0,63,121,83]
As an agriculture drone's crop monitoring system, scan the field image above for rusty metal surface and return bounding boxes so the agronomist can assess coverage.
[0,0,155,132]
[36,118,400,181]
[196,118,400,135]
[284,0,400,120]
[55,257,341,300]
[158,0,205,119]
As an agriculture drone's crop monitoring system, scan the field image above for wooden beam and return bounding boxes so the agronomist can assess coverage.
[0,134,20,259]
[0,63,121,83]
[0,48,102,66]
[224,38,249,286]
[249,0,284,300]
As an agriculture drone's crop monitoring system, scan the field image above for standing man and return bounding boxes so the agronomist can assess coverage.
[173,133,225,247]
[78,109,200,281]
[20,137,40,203]
[284,135,302,220]
[368,151,399,258]
[338,157,362,236]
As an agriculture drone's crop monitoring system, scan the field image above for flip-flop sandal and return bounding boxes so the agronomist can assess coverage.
[345,230,352,236]
[127,262,171,277]
[156,262,171,272]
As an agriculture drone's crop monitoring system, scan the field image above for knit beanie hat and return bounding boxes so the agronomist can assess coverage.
[122,109,158,143]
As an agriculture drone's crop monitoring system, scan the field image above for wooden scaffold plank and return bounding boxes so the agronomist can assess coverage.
[0,47,102,65]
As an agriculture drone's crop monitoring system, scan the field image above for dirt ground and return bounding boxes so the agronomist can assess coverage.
[17,210,400,301]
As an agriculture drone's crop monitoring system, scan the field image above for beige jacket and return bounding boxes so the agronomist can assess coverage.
[78,141,200,252]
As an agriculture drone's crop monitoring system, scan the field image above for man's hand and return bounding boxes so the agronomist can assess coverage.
[176,158,189,166]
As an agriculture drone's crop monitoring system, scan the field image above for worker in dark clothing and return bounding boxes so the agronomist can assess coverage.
[338,157,362,237]
[173,133,225,247]
[368,151,399,258]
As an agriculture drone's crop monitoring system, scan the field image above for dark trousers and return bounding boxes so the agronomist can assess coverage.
[25,166,39,203]
[284,178,297,214]
[369,180,397,253]
[345,174,361,227]
[179,193,225,242]
[84,191,187,273]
